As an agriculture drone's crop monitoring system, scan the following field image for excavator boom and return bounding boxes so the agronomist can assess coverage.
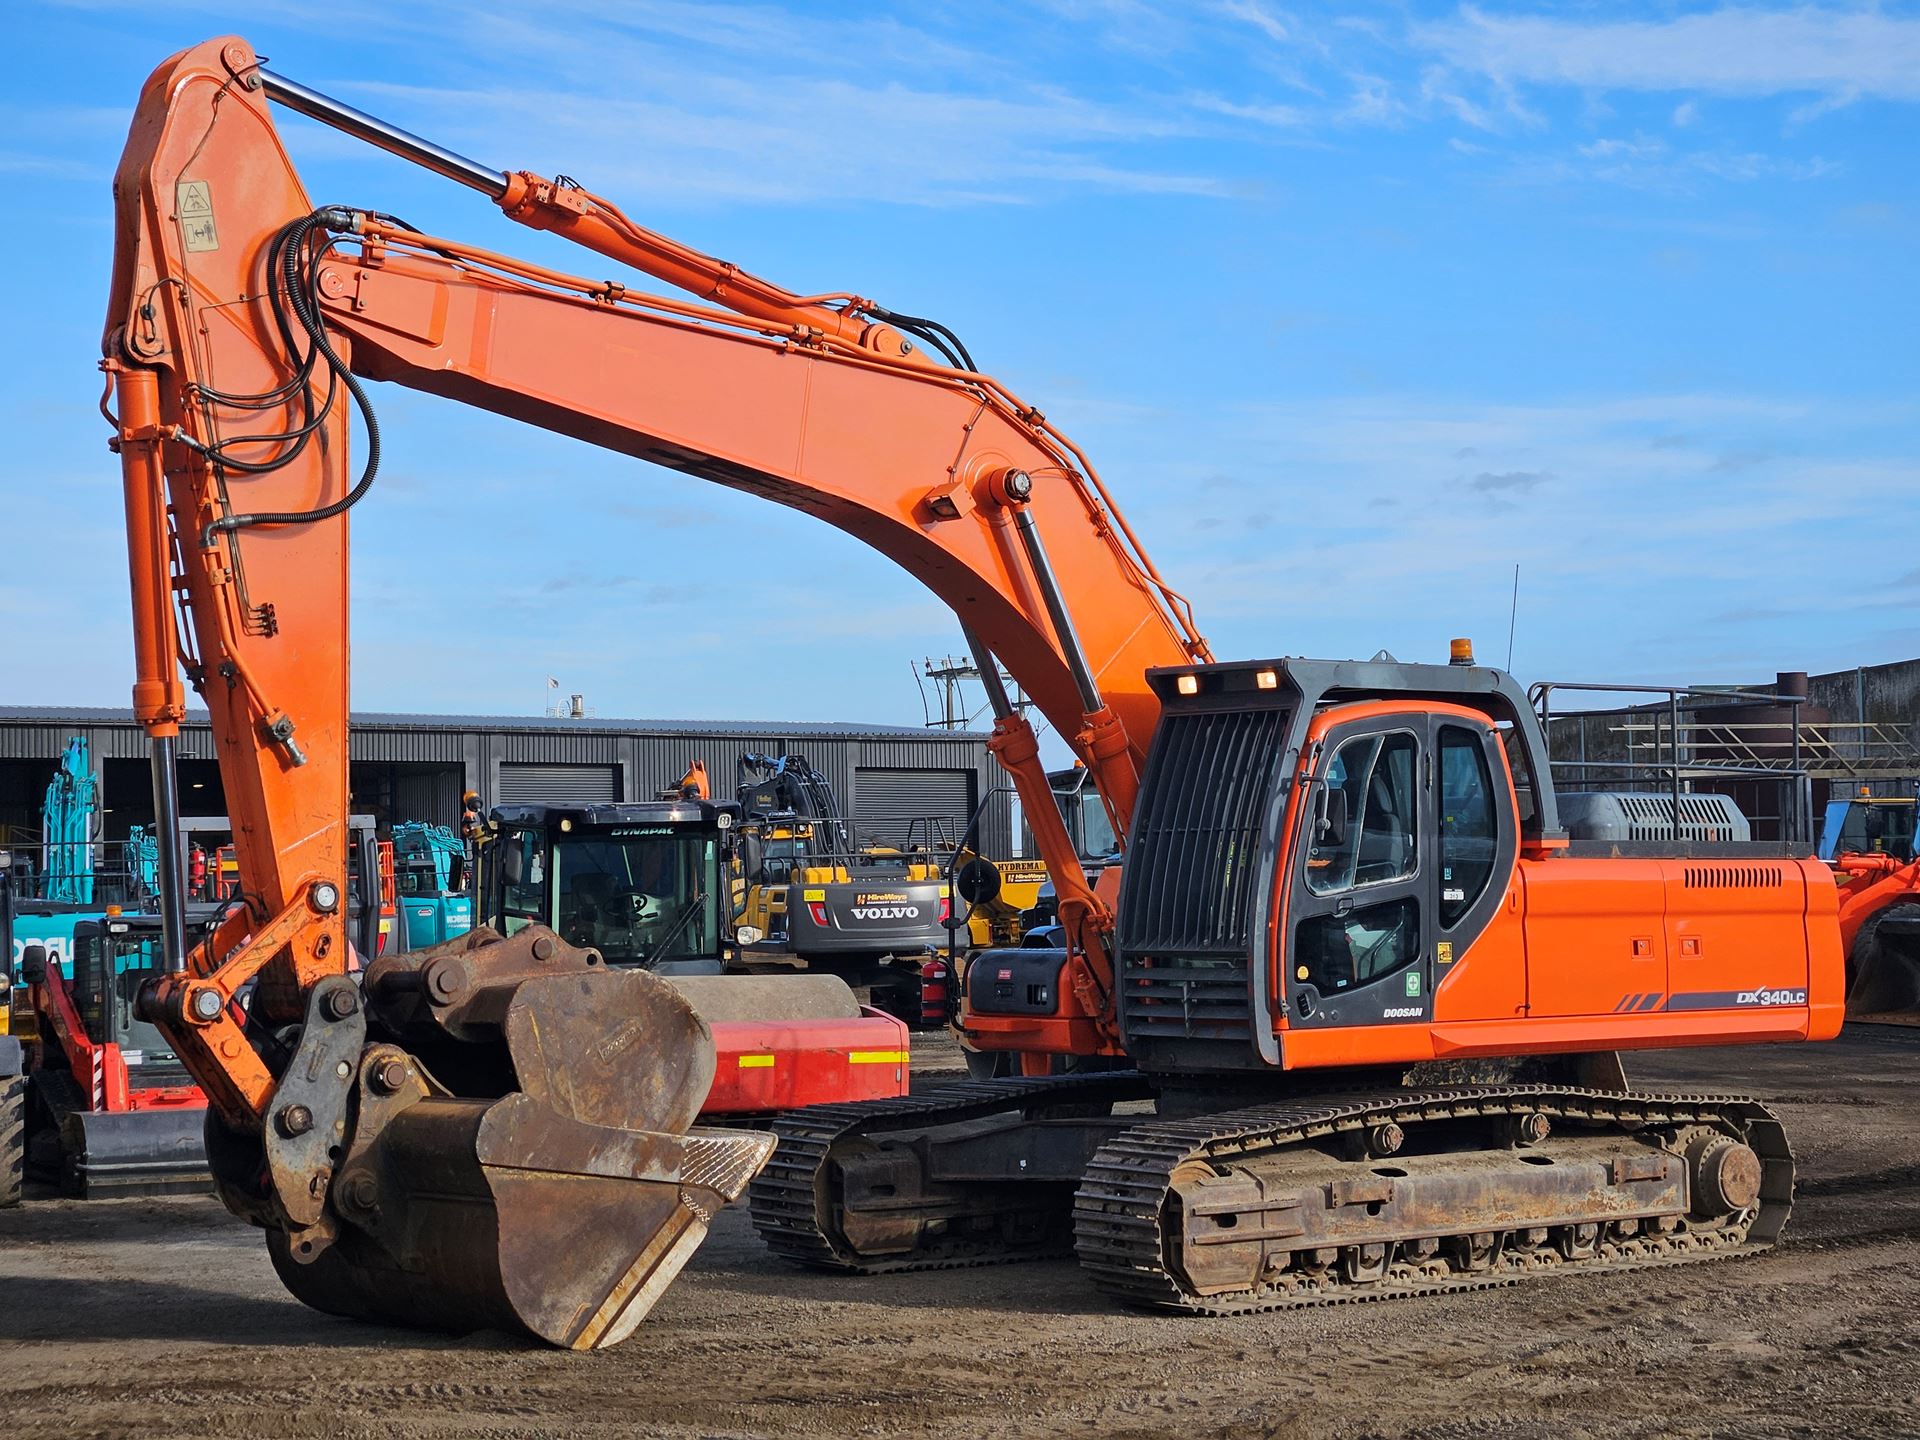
[102,36,1204,1343]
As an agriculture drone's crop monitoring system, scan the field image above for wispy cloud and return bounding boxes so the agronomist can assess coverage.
[1469,469,1552,493]
[1412,6,1920,102]
[1217,0,1292,47]
[337,72,1225,206]
[1190,93,1311,128]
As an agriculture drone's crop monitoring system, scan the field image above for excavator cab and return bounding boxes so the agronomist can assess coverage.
[1818,793,1918,864]
[481,801,735,975]
[1048,765,1120,868]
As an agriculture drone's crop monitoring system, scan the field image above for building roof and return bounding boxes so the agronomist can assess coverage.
[0,705,982,743]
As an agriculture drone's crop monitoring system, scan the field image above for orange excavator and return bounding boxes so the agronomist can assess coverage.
[106,36,1843,1341]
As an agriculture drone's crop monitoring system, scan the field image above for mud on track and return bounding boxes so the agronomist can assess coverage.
[3,1027,1918,1439]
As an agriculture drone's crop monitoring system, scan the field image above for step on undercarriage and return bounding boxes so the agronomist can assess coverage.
[748,1074,1791,1312]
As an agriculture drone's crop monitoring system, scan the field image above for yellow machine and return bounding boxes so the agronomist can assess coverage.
[729,762,953,1022]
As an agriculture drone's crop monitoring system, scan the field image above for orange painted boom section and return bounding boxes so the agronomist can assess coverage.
[101,37,1204,1106]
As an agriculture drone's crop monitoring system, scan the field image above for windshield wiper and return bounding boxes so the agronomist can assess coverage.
[639,889,706,968]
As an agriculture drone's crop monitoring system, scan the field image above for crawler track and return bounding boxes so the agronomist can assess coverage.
[1073,1085,1792,1313]
[748,1071,1154,1271]
[754,1077,1792,1314]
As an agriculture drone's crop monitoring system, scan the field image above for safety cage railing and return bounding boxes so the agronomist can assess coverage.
[1529,680,1816,845]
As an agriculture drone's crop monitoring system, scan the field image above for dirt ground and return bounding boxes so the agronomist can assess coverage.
[3,1027,1918,1440]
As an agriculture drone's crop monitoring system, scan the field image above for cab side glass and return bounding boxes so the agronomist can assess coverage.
[1439,726,1499,925]
[500,830,548,935]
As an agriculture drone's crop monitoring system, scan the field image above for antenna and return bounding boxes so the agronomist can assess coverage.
[1506,564,1520,671]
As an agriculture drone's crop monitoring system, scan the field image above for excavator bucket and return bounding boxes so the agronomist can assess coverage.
[1847,907,1920,1022]
[230,927,773,1349]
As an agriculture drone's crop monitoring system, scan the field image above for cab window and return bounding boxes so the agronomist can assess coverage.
[1305,731,1418,896]
[1438,726,1499,926]
[1298,897,1419,995]
[498,829,549,935]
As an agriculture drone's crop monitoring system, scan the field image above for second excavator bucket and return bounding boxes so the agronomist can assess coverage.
[235,927,773,1349]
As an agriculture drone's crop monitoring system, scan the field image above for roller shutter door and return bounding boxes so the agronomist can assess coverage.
[496,763,619,805]
[394,767,465,829]
[854,767,974,849]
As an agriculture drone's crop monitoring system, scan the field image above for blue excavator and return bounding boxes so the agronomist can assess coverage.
[388,821,474,951]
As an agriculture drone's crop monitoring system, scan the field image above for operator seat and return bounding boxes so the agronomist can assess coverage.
[565,871,616,943]
[1356,764,1408,881]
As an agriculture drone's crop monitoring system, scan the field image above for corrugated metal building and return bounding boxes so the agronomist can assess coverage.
[0,707,1010,855]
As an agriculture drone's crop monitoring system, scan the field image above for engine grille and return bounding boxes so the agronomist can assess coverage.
[1683,863,1786,889]
[1615,793,1748,841]
[1119,957,1256,1043]
[1117,706,1289,1070]
[1119,708,1287,953]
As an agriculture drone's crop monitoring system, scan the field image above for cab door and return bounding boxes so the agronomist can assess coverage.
[1285,719,1433,1029]
[1429,718,1524,1019]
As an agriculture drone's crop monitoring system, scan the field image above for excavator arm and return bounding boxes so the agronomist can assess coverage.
[103,36,1205,1342]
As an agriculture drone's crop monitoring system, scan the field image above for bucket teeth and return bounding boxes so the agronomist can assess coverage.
[681,1129,779,1206]
[248,927,773,1349]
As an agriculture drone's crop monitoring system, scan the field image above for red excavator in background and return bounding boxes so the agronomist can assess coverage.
[105,37,1840,1345]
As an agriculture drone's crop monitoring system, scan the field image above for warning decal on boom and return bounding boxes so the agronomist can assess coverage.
[176,179,218,252]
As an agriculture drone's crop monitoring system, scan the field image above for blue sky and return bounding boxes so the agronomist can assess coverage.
[4,2,1917,743]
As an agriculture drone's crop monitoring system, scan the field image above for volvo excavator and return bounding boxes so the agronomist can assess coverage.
[731,753,955,1022]
[103,37,1841,1345]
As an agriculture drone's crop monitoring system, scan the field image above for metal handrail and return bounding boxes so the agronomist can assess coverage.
[1530,679,1811,842]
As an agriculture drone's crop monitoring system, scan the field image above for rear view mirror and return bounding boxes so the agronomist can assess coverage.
[956,856,1002,907]
[739,831,767,884]
[501,843,524,887]
[19,943,47,984]
[1318,786,1349,847]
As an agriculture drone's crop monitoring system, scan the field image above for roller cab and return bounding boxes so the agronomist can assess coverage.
[19,911,217,1198]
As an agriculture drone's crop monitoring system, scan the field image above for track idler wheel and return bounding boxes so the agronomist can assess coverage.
[258,927,773,1349]
[1686,1133,1762,1219]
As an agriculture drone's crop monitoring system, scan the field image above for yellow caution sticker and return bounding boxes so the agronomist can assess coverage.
[737,1054,776,1068]
[803,888,827,902]
[849,1050,911,1065]
[177,179,219,252]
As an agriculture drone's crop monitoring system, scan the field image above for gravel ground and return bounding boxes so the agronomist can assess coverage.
[3,1026,1917,1439]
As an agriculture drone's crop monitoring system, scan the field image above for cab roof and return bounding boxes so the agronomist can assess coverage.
[490,800,739,830]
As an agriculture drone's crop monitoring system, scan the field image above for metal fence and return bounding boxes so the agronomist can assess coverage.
[1530,681,1815,843]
